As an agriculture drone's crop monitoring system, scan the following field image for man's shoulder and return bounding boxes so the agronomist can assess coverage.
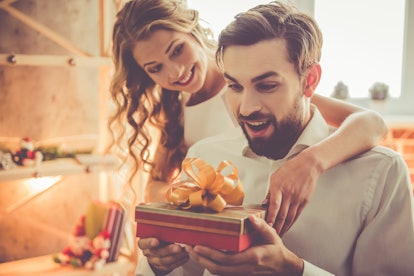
[344,145,408,170]
[359,145,405,162]
[190,127,244,149]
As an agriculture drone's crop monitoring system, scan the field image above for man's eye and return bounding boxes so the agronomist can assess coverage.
[172,44,184,56]
[148,64,162,74]
[228,83,243,92]
[257,83,277,92]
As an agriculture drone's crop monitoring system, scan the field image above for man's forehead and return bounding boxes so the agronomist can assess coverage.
[222,39,290,80]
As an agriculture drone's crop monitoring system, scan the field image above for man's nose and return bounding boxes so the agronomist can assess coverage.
[239,91,262,116]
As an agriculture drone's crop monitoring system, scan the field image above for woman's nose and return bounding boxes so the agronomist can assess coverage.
[167,62,184,82]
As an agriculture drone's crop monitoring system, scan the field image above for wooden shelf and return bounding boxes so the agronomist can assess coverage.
[0,155,116,181]
[0,255,135,276]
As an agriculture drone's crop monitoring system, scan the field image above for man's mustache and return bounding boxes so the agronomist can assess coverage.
[238,112,274,122]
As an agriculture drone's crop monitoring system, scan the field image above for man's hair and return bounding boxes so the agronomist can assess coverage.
[216,1,323,76]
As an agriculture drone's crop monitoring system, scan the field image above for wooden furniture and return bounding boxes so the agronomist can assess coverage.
[383,116,414,187]
[0,255,135,276]
[0,155,136,275]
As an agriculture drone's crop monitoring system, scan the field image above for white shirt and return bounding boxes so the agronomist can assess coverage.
[183,86,237,147]
[137,107,414,276]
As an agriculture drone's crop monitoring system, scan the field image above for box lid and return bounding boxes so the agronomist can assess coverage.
[135,202,266,236]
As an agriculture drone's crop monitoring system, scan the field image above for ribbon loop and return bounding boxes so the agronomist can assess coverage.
[166,158,244,212]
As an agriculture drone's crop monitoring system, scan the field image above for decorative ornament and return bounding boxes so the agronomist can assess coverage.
[12,137,43,166]
[53,215,111,270]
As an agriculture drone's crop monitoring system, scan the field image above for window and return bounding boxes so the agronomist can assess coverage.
[188,0,407,100]
[314,0,406,98]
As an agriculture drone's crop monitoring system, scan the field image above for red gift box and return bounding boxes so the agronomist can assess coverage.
[135,202,266,252]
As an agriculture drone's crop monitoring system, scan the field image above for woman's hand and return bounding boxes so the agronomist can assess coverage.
[264,149,323,236]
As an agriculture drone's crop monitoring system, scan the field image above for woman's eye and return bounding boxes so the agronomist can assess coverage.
[171,44,184,57]
[148,64,162,74]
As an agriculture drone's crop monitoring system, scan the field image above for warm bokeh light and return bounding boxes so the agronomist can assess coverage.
[24,176,63,193]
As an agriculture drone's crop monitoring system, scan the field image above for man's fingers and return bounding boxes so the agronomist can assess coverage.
[265,192,282,226]
[280,202,306,236]
[138,237,160,250]
[261,192,270,206]
[149,245,189,273]
[271,196,290,234]
[249,214,278,245]
[187,245,230,265]
[279,205,298,236]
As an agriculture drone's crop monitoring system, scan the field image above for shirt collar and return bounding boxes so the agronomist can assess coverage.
[242,105,332,161]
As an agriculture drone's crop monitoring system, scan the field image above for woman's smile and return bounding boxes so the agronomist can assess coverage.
[175,66,194,86]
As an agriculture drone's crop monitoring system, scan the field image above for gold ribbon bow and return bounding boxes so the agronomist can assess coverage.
[166,158,244,212]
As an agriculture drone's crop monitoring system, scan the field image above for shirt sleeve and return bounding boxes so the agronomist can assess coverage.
[303,260,335,276]
[351,154,414,275]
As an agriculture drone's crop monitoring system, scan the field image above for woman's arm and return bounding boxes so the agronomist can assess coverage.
[266,94,388,235]
[311,93,388,162]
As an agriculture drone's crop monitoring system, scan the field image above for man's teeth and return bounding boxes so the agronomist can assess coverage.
[248,121,267,126]
[179,71,192,84]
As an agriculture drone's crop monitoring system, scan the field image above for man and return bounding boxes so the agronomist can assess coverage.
[137,2,414,275]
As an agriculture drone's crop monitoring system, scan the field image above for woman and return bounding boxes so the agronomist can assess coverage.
[109,0,387,235]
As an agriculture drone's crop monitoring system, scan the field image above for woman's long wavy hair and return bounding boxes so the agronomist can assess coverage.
[108,0,216,187]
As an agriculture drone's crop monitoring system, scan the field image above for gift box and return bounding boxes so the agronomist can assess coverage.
[135,202,266,252]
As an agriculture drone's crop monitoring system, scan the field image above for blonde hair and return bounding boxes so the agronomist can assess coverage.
[108,0,216,186]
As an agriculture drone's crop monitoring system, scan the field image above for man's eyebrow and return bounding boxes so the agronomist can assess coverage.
[224,72,237,82]
[251,71,279,83]
[143,39,178,68]
[224,71,279,83]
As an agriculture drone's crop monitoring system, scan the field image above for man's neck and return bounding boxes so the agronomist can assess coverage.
[268,105,314,160]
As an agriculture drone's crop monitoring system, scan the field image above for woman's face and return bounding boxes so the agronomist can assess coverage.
[133,29,209,94]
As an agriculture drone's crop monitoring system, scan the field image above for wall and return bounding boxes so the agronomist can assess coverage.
[0,0,102,142]
[0,174,101,262]
[0,0,118,262]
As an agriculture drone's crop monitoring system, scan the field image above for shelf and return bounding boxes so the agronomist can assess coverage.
[0,255,135,276]
[0,155,116,181]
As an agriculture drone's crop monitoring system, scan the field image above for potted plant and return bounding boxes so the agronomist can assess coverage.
[369,82,389,114]
[369,82,389,101]
[331,81,349,100]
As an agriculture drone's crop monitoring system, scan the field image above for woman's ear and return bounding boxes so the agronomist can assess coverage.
[304,64,322,98]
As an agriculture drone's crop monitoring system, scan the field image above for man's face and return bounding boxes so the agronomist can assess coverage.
[222,39,308,159]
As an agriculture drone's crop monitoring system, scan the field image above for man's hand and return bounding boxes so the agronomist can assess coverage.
[138,237,189,274]
[185,215,303,276]
[264,150,321,235]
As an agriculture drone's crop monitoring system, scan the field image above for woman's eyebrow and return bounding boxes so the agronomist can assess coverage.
[143,39,179,68]
[165,39,179,54]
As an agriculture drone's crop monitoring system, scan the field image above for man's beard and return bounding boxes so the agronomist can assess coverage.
[239,101,303,160]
